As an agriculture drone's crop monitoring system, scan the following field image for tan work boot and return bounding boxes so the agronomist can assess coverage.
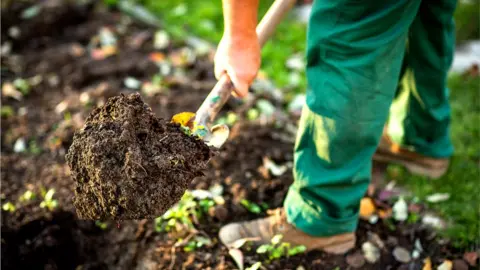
[373,131,449,179]
[219,208,355,254]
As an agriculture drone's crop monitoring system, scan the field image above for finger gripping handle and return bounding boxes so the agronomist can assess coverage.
[194,0,296,126]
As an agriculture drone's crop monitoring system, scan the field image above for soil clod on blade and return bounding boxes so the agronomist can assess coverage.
[66,93,213,220]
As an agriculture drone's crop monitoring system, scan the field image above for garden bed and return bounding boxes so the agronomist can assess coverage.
[1,2,474,270]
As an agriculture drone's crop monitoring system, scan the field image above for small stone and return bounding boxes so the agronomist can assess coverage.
[393,247,411,263]
[368,214,379,224]
[8,26,20,39]
[452,259,468,270]
[346,251,366,268]
[47,74,60,87]
[13,138,26,153]
[154,30,170,50]
[18,107,27,116]
[437,260,453,270]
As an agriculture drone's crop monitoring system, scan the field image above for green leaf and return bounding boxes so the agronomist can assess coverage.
[2,202,15,212]
[194,236,212,247]
[256,244,270,254]
[247,108,259,121]
[271,234,283,245]
[1,106,14,117]
[184,241,196,252]
[50,200,58,209]
[407,212,419,224]
[44,189,55,201]
[270,247,283,259]
[288,245,306,256]
[240,199,262,214]
[13,78,30,95]
[95,220,108,230]
[19,190,35,202]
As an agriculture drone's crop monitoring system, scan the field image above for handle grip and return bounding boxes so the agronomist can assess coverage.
[194,0,296,126]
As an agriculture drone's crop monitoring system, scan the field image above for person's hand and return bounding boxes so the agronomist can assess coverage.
[214,32,260,98]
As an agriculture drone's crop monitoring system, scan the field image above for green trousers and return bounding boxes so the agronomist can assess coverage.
[284,0,456,236]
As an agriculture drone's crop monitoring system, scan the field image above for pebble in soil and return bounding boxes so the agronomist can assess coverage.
[66,93,212,220]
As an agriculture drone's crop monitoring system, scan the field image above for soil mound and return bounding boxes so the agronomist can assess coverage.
[66,93,212,220]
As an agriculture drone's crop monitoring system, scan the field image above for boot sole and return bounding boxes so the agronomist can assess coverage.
[373,152,448,179]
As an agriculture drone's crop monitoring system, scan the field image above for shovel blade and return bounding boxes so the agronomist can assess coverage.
[206,124,229,148]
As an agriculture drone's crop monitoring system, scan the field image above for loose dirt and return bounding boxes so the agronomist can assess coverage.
[66,93,212,220]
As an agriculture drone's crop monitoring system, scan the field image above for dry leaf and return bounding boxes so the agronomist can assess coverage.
[171,112,196,128]
[437,260,452,270]
[263,156,288,176]
[149,52,166,63]
[360,198,376,219]
[229,248,244,270]
[422,214,445,229]
[393,247,411,263]
[2,83,22,100]
[423,257,432,270]
[378,208,392,219]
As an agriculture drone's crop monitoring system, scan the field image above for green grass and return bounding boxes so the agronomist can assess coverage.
[390,74,480,249]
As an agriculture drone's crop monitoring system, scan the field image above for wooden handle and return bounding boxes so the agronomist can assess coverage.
[194,0,296,126]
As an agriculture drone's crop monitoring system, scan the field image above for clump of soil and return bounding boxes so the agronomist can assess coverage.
[66,93,212,220]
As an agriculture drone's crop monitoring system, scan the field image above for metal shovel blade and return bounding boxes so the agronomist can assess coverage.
[205,124,229,148]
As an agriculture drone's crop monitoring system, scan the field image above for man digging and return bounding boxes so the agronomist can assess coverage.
[216,0,455,254]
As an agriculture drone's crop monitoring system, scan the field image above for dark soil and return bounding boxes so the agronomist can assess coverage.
[66,93,212,220]
[1,1,469,270]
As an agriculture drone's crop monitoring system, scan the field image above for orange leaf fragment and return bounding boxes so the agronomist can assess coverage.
[423,257,432,270]
[360,197,376,219]
[171,112,196,129]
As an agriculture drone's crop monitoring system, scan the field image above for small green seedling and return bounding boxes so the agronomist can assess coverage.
[13,78,30,95]
[407,212,420,224]
[19,190,36,202]
[247,108,260,121]
[2,202,16,213]
[256,234,306,260]
[28,140,42,155]
[155,191,217,233]
[95,220,108,230]
[40,188,58,211]
[182,235,212,252]
[241,199,262,214]
[1,106,14,117]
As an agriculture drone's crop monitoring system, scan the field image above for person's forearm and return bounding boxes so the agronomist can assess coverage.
[222,0,259,37]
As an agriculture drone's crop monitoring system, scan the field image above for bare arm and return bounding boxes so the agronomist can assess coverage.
[215,0,261,97]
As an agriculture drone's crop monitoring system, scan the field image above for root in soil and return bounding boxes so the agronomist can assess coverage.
[66,93,212,220]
